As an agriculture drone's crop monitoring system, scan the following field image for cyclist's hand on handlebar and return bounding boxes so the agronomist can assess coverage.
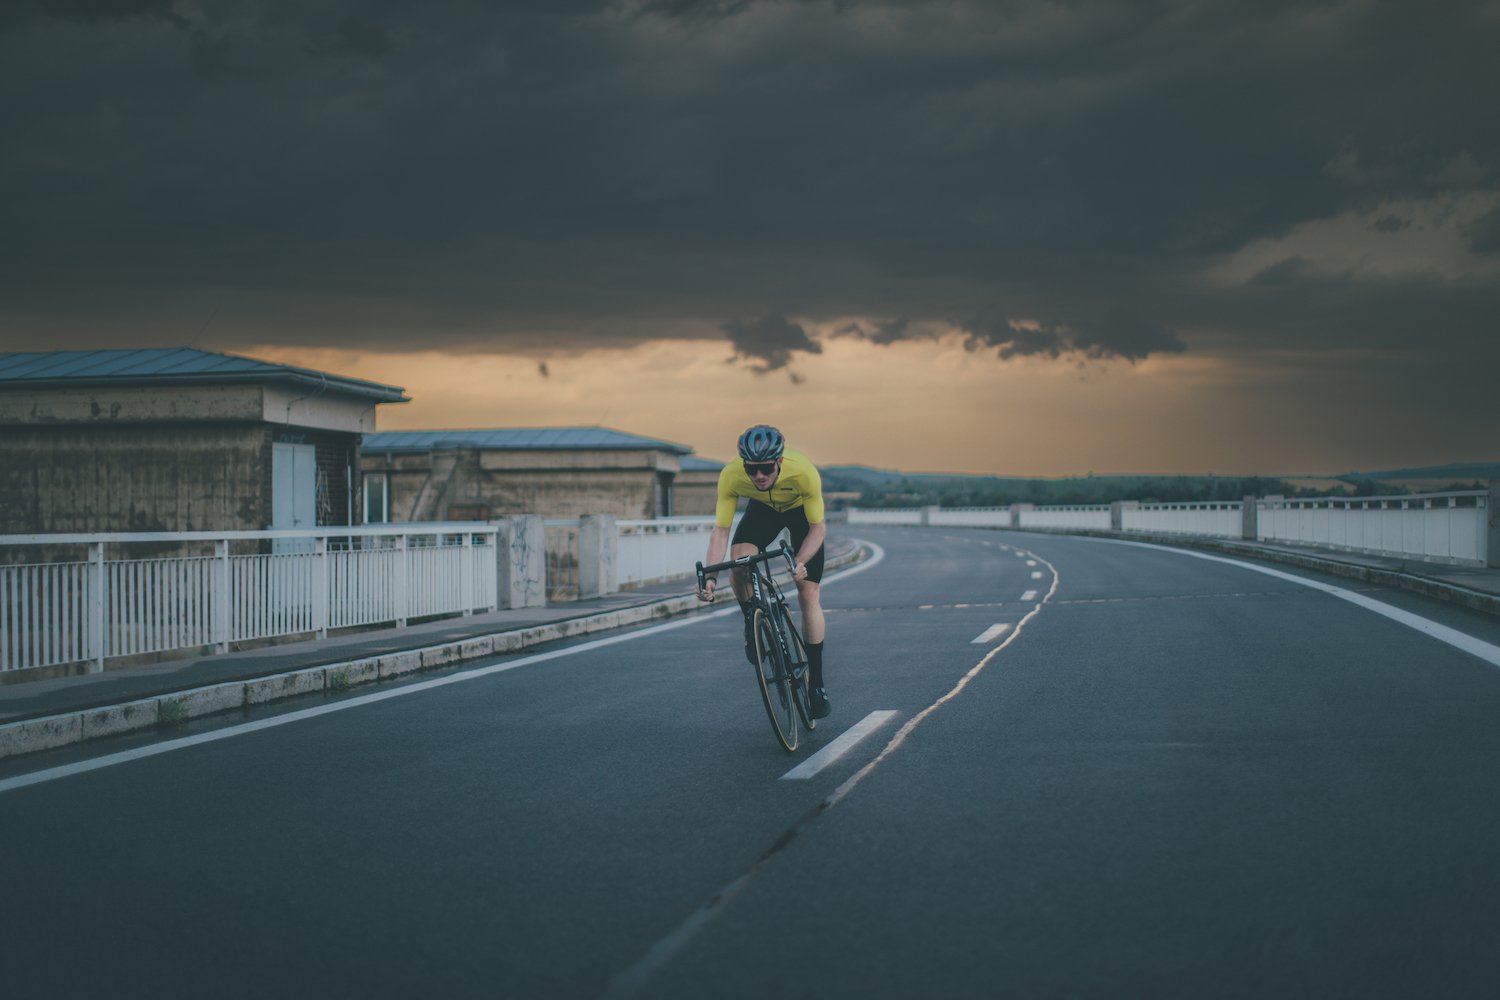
[698,578,716,602]
[791,561,807,582]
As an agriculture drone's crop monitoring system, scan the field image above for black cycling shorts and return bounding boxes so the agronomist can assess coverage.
[731,500,825,583]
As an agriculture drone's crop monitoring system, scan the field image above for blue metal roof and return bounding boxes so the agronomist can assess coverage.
[363,427,695,455]
[0,348,409,402]
[680,455,726,471]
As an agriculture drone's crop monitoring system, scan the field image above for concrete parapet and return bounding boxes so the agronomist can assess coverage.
[494,515,546,609]
[1109,501,1139,530]
[1010,503,1033,528]
[921,506,939,526]
[82,699,159,739]
[246,670,324,706]
[421,645,462,669]
[164,682,246,722]
[579,514,619,599]
[326,659,379,689]
[0,713,83,758]
[1489,482,1499,569]
[378,650,423,679]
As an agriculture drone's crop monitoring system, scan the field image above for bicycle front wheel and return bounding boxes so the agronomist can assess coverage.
[777,604,814,731]
[753,608,799,752]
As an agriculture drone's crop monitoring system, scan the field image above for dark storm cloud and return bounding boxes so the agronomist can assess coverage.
[0,0,1496,393]
[959,311,1184,363]
[1467,205,1500,255]
[723,315,822,373]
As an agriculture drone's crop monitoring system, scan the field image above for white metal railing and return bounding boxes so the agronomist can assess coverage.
[930,508,1009,527]
[1258,492,1487,565]
[1019,505,1112,530]
[618,517,716,588]
[846,508,923,525]
[0,524,497,675]
[1123,501,1243,537]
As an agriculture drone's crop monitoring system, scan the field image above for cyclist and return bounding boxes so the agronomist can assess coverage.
[697,424,831,720]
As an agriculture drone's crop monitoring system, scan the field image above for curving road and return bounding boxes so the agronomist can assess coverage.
[4,526,1500,999]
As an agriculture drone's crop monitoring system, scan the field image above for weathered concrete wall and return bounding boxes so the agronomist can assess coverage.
[0,422,267,533]
[673,470,720,516]
[0,384,375,534]
[363,448,682,521]
[0,384,266,425]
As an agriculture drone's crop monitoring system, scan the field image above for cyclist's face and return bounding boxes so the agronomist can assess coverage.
[747,459,781,490]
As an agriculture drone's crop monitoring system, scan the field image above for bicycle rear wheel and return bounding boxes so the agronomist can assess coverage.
[776,605,814,731]
[752,608,799,751]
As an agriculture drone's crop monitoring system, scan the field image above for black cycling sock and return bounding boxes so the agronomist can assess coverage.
[807,641,824,688]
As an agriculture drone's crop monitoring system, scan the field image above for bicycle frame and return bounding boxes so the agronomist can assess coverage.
[696,541,813,749]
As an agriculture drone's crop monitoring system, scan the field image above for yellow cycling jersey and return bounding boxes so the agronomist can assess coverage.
[714,446,825,528]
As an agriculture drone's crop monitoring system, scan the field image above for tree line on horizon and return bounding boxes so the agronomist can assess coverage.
[820,468,1491,510]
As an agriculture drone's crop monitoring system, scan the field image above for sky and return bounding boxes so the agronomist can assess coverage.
[2,0,1497,476]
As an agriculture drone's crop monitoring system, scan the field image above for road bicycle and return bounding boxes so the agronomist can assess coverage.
[697,542,815,752]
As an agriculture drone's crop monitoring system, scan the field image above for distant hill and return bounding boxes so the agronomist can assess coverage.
[1339,461,1500,482]
[819,460,1496,508]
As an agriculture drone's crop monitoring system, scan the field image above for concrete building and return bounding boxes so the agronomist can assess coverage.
[674,455,727,516]
[360,427,695,522]
[0,348,408,534]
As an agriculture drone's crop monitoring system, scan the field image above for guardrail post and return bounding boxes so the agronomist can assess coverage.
[579,514,618,599]
[314,536,329,638]
[88,541,106,672]
[1242,495,1258,540]
[1110,501,1141,531]
[396,533,408,627]
[461,533,474,615]
[1488,482,1499,569]
[492,516,546,609]
[213,539,230,653]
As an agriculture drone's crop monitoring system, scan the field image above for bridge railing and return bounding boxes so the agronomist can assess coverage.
[845,488,1492,567]
[618,517,716,589]
[1258,492,1487,564]
[1123,501,1244,537]
[0,524,498,676]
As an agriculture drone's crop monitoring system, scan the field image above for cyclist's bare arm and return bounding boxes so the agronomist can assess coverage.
[792,521,826,582]
[699,525,732,601]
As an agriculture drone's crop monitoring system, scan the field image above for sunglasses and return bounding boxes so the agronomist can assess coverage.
[745,461,779,476]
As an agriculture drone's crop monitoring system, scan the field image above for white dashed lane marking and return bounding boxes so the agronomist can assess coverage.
[971,623,1014,644]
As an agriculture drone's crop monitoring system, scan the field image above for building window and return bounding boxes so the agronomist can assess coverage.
[364,473,389,524]
[655,472,674,518]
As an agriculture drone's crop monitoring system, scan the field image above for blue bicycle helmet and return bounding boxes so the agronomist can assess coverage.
[737,424,785,463]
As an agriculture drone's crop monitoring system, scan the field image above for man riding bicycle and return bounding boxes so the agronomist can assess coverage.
[697,425,831,720]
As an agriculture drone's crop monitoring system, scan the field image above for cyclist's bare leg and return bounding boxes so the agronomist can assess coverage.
[795,579,825,644]
[729,542,760,606]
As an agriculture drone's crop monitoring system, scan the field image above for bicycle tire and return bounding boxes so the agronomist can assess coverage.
[776,604,814,731]
[752,607,799,752]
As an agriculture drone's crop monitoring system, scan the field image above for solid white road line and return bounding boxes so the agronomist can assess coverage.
[779,710,899,781]
[971,623,1013,644]
[0,543,890,795]
[1102,539,1500,670]
[608,541,1057,1000]
[823,548,1061,810]
[1020,590,1038,601]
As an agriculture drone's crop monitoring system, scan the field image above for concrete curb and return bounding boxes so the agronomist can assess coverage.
[0,545,867,764]
[1009,526,1500,618]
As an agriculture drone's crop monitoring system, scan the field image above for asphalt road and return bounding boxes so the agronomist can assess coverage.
[5,526,1500,999]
